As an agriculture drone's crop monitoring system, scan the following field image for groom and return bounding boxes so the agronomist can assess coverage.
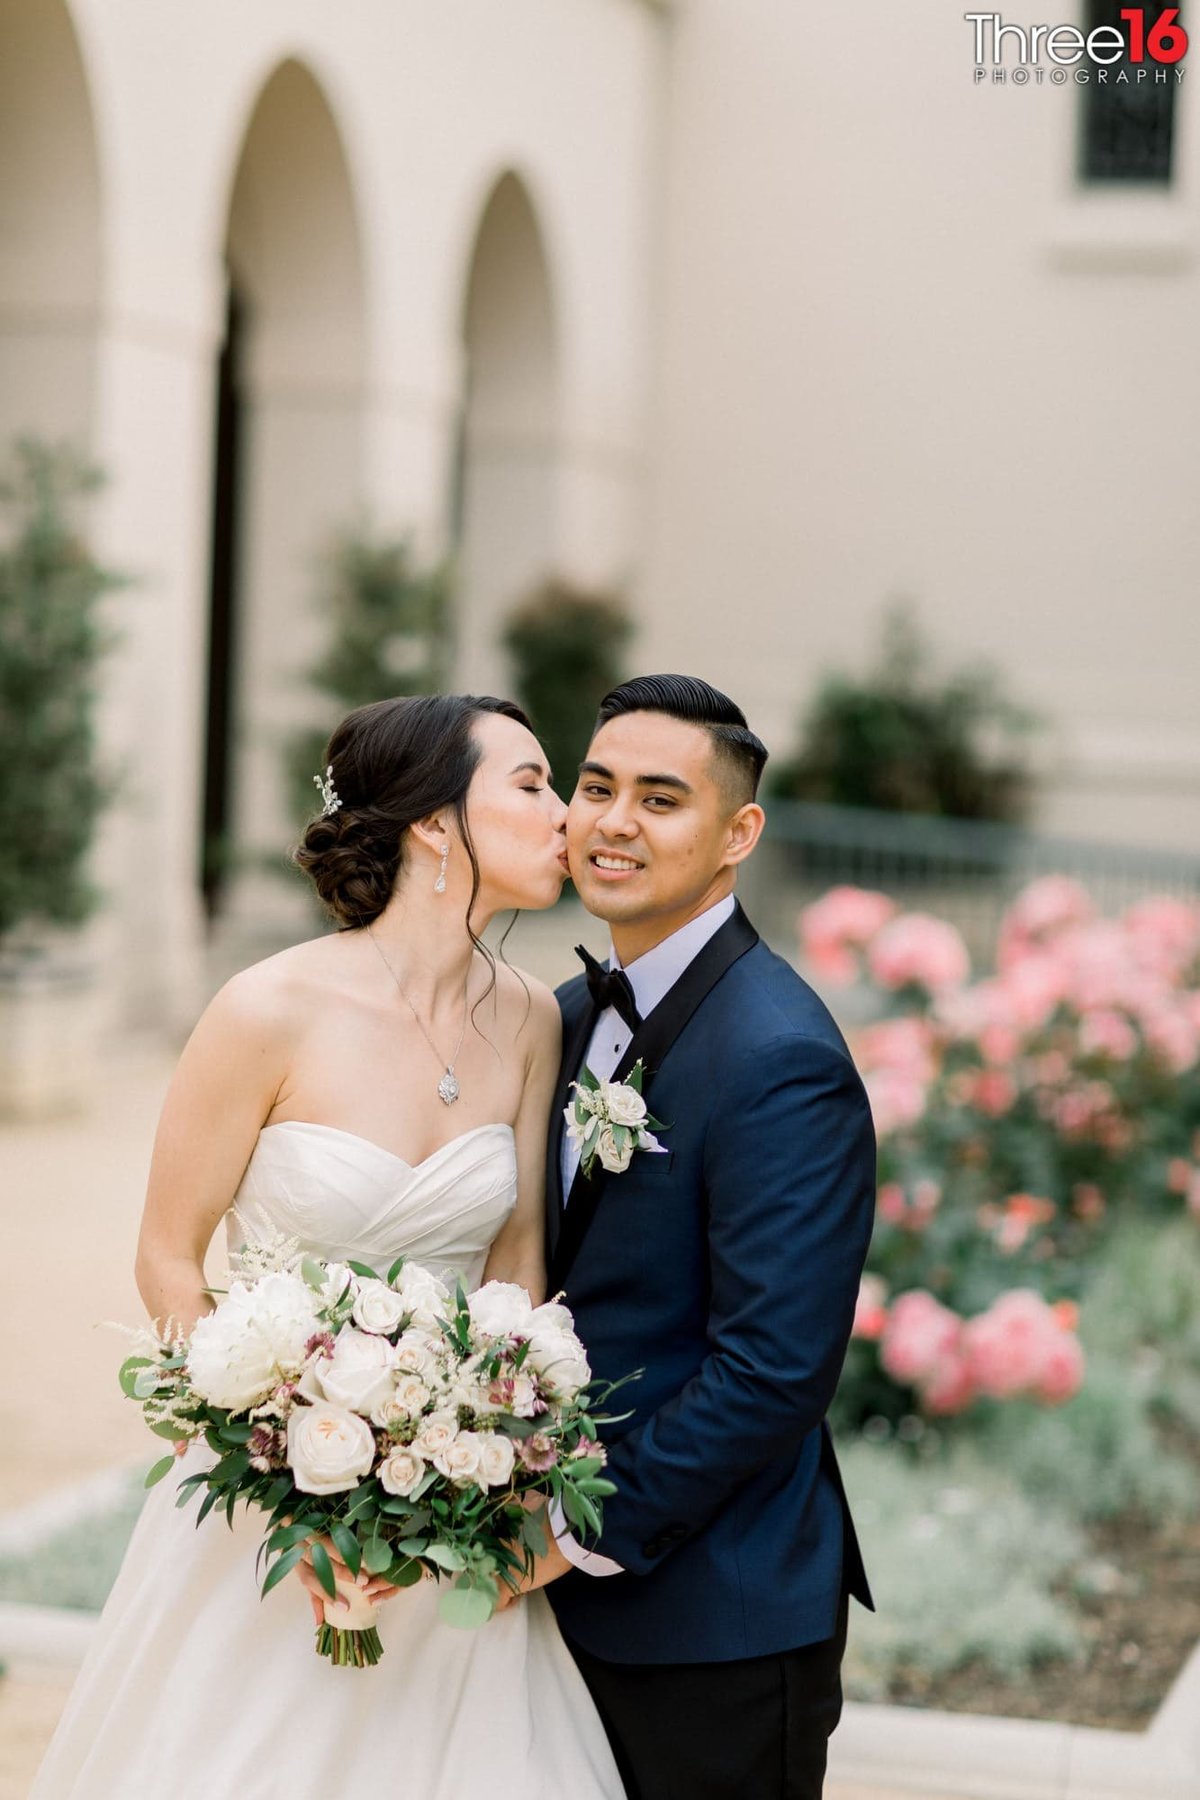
[517,674,876,1800]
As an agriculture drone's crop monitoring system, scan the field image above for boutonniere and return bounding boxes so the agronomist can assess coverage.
[565,1059,668,1179]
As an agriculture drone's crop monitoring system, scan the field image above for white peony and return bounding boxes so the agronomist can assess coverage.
[286,1402,375,1495]
[600,1080,648,1127]
[319,1263,358,1306]
[525,1325,591,1400]
[379,1447,426,1498]
[433,1431,484,1486]
[529,1300,577,1335]
[468,1281,534,1339]
[311,1327,395,1416]
[392,1263,452,1329]
[475,1432,517,1489]
[413,1411,459,1458]
[187,1273,322,1411]
[351,1279,408,1336]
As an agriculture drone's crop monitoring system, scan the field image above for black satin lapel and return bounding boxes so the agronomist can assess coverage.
[545,993,599,1261]
[548,903,760,1292]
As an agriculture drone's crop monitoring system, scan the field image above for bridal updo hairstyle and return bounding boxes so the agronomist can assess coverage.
[293,693,532,929]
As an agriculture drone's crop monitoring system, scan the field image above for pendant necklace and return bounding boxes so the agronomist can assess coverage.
[366,926,468,1105]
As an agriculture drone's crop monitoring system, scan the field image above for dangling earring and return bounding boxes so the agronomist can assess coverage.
[434,845,449,894]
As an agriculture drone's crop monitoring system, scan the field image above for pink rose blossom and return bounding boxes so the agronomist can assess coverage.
[1122,897,1200,981]
[965,1068,1018,1118]
[799,887,898,985]
[877,1182,908,1225]
[880,1291,963,1386]
[1033,1332,1086,1405]
[1079,1009,1139,1063]
[857,1017,939,1081]
[921,1346,977,1416]
[868,914,971,996]
[1167,1159,1192,1196]
[1142,1008,1199,1074]
[964,1289,1083,1404]
[864,1066,928,1138]
[852,1275,889,1342]
[997,877,1094,970]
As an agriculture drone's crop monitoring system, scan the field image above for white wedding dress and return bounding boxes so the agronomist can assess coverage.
[33,1121,625,1800]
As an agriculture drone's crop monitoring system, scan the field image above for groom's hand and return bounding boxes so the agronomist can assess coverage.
[493,1533,572,1612]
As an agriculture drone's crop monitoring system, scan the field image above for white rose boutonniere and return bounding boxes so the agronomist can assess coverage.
[565,1059,668,1179]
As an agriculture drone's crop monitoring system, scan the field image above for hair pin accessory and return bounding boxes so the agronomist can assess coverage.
[314,765,342,818]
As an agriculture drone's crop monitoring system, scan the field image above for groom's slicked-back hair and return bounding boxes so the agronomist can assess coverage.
[594,674,769,807]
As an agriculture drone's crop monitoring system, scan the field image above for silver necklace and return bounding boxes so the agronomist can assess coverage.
[366,927,468,1105]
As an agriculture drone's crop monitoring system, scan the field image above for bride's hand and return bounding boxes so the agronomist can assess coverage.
[295,1536,401,1627]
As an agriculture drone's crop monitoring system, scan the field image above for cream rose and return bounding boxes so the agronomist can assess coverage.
[433,1431,484,1487]
[596,1124,635,1174]
[393,1329,442,1379]
[286,1402,375,1495]
[379,1447,426,1498]
[599,1080,648,1127]
[393,1263,452,1329]
[312,1327,395,1416]
[413,1411,459,1458]
[351,1279,408,1336]
[476,1432,517,1489]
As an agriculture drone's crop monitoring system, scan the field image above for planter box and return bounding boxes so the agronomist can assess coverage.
[0,951,102,1121]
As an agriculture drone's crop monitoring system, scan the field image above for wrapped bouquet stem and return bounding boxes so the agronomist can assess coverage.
[120,1236,631,1668]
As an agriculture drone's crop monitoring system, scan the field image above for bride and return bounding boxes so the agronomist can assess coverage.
[33,693,626,1800]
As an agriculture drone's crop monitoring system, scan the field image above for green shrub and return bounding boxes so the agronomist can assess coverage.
[0,1474,144,1611]
[286,527,452,825]
[770,605,1038,820]
[0,440,125,943]
[502,578,631,799]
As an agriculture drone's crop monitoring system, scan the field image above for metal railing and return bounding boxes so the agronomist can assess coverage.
[741,800,1200,964]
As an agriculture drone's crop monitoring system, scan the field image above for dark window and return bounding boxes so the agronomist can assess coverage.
[1079,2,1180,183]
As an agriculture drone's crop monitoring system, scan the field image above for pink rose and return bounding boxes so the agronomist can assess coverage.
[1034,1333,1085,1405]
[922,1346,977,1416]
[880,1291,963,1386]
[868,914,970,996]
[852,1275,888,1342]
[965,1068,1018,1118]
[1079,1009,1139,1063]
[963,1290,1082,1404]
[864,1066,928,1138]
[1123,897,1200,981]
[799,887,898,985]
[997,877,1094,969]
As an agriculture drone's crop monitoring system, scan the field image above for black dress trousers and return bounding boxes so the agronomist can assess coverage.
[566,1595,850,1800]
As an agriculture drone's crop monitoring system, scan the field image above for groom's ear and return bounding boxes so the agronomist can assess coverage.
[721,802,765,869]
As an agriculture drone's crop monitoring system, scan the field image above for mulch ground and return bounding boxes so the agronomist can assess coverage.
[882,1479,1200,1730]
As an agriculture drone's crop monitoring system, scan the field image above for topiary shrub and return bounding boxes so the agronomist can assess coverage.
[502,578,632,797]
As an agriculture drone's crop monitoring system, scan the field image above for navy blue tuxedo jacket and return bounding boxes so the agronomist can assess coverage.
[544,901,875,1665]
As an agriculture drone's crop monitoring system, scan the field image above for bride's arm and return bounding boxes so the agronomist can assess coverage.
[479,976,561,1305]
[134,971,292,1336]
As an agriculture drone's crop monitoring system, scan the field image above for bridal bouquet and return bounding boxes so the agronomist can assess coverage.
[119,1233,622,1667]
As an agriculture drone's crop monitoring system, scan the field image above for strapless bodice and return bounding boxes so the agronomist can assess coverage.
[226,1120,518,1289]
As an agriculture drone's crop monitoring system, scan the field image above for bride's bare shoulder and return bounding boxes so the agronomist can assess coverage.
[199,932,352,1041]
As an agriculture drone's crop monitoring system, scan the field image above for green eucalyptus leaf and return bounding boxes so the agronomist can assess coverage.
[328,1519,362,1579]
[261,1543,306,1598]
[309,1538,338,1601]
[438,1582,495,1630]
[144,1454,176,1489]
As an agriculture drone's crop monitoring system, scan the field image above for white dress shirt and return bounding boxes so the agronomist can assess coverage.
[552,893,738,1578]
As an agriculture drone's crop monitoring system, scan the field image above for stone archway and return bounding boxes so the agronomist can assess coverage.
[207,57,367,921]
[0,0,102,446]
[455,170,561,694]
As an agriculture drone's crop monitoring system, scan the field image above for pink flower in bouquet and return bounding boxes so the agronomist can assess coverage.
[880,1291,963,1386]
[997,876,1094,970]
[1123,897,1200,981]
[517,1432,559,1474]
[921,1346,977,1416]
[1079,1009,1139,1063]
[868,913,970,996]
[799,886,897,984]
[864,1065,928,1137]
[852,1275,889,1341]
[964,1289,1082,1403]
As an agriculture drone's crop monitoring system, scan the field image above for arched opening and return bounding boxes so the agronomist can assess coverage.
[0,0,102,446]
[455,171,560,693]
[205,58,366,920]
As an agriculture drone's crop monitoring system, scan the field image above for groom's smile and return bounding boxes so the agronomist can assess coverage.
[565,709,764,963]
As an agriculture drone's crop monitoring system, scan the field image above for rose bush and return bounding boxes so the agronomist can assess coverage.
[799,876,1200,1426]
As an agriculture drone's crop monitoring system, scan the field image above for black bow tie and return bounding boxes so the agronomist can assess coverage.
[575,945,642,1031]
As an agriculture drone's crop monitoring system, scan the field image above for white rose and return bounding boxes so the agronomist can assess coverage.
[187,1273,322,1411]
[476,1432,517,1489]
[393,1329,443,1379]
[600,1081,648,1127]
[394,1375,431,1417]
[596,1124,635,1174]
[379,1447,426,1498]
[393,1263,452,1329]
[468,1281,534,1340]
[319,1263,358,1306]
[433,1431,484,1487]
[352,1279,408,1336]
[413,1411,459,1458]
[286,1402,375,1495]
[312,1327,395,1416]
[525,1326,591,1400]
